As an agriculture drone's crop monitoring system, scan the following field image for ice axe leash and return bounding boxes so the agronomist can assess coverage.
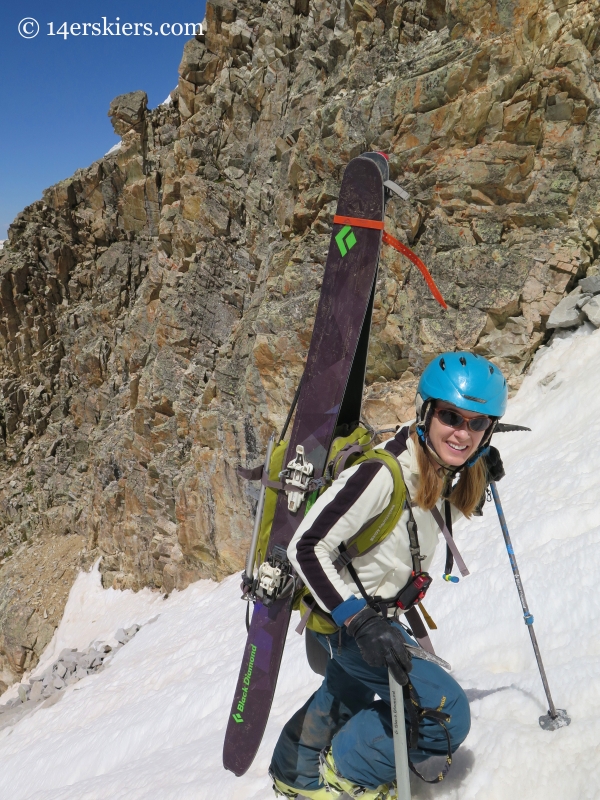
[490,481,571,731]
[389,670,412,799]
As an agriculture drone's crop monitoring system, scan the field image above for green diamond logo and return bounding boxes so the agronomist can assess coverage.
[335,225,357,257]
[232,713,243,723]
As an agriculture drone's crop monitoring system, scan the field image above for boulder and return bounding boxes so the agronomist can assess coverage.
[108,91,148,136]
[579,275,600,295]
[546,294,584,329]
[29,677,43,697]
[582,297,600,327]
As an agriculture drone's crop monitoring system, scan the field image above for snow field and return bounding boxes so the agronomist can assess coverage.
[0,327,598,798]
[424,325,600,798]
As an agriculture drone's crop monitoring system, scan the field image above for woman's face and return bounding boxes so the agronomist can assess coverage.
[427,401,489,467]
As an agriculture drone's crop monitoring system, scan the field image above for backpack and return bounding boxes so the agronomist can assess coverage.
[238,423,407,635]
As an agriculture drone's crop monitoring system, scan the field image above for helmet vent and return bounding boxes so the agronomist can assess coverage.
[463,394,486,404]
[489,365,494,374]
[439,358,446,370]
[459,356,467,366]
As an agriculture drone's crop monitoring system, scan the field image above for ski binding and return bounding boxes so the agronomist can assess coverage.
[281,445,314,512]
[255,545,294,606]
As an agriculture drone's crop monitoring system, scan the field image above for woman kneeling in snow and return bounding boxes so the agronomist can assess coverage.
[270,351,508,800]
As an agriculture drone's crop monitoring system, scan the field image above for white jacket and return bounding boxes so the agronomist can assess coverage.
[287,430,464,626]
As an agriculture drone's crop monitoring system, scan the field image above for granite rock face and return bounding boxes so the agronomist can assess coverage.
[0,0,600,686]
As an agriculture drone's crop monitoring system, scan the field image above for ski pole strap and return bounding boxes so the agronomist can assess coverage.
[430,505,470,577]
[333,214,384,230]
[382,231,448,310]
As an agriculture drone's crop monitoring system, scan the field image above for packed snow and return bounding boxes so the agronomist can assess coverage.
[0,327,599,799]
[105,142,122,156]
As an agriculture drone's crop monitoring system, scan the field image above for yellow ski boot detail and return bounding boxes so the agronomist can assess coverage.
[272,775,334,799]
[318,749,395,799]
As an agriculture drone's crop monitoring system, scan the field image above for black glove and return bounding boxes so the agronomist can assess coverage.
[347,607,412,686]
[484,446,505,483]
[474,446,505,515]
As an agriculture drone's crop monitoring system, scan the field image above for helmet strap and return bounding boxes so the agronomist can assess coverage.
[416,401,459,476]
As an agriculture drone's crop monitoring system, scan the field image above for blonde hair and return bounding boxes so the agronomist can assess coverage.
[412,432,487,518]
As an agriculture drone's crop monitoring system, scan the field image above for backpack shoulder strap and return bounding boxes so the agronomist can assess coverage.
[389,426,470,579]
[332,448,407,571]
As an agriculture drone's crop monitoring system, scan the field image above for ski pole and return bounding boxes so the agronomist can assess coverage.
[490,482,570,731]
[389,671,411,799]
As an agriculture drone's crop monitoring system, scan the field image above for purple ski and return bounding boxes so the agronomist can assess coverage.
[223,152,389,776]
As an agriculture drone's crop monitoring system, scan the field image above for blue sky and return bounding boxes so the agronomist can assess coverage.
[0,0,207,239]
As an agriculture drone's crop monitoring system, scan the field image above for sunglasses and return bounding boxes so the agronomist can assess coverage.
[434,408,492,432]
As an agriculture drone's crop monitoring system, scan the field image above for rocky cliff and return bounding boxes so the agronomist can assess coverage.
[0,0,599,689]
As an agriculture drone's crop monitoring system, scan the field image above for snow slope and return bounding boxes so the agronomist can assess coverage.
[0,327,599,799]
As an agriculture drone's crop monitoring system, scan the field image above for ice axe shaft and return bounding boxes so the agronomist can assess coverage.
[490,482,570,730]
[389,671,411,798]
[244,434,276,580]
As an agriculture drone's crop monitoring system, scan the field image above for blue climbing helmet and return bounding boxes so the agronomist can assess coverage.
[417,351,508,420]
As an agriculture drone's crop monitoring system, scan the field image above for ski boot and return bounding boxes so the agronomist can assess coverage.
[270,750,395,800]
[271,774,332,799]
[319,748,395,799]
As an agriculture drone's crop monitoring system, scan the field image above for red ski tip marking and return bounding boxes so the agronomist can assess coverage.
[382,231,448,310]
[333,214,385,230]
[376,152,390,160]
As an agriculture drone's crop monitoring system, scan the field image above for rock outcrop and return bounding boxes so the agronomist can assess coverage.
[0,623,141,725]
[0,0,600,687]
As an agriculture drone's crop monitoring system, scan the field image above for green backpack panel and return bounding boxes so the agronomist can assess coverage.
[278,426,407,634]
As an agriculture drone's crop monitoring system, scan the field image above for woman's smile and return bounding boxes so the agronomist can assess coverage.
[428,402,487,466]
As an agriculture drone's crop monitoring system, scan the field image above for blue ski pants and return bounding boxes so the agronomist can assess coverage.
[270,624,470,792]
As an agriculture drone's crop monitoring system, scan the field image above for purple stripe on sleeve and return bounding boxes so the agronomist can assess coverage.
[384,425,410,456]
[295,460,386,611]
